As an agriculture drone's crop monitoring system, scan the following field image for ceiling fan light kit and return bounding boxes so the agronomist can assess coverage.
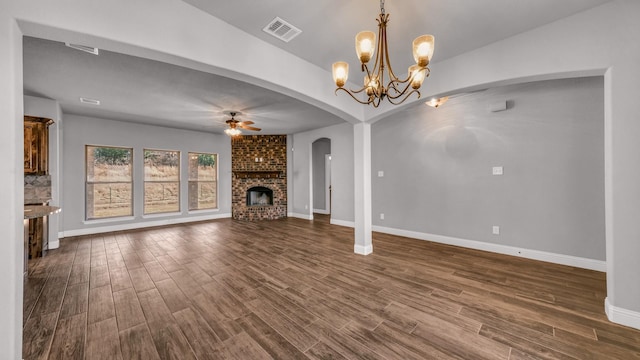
[223,111,261,137]
[225,127,242,136]
[332,0,435,107]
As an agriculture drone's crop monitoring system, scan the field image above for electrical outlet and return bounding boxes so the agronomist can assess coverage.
[380,213,385,220]
[492,225,500,235]
[378,171,384,177]
[304,204,308,210]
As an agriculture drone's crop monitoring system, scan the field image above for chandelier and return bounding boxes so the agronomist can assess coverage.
[224,127,241,137]
[332,0,435,107]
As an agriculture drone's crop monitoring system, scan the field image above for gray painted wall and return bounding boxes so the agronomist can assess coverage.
[292,122,354,222]
[372,77,605,260]
[62,114,232,233]
[312,138,331,211]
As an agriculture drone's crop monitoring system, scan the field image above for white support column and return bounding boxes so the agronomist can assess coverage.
[353,122,372,255]
[49,114,62,245]
[0,15,24,359]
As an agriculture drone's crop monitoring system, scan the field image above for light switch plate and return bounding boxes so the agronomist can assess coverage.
[492,166,503,175]
[378,171,384,177]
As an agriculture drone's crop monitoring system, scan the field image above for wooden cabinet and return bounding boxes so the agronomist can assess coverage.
[28,217,46,259]
[24,116,52,175]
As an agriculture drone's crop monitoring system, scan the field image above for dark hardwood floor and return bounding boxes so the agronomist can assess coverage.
[23,217,640,359]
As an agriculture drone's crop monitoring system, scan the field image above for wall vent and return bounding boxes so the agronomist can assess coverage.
[262,17,302,42]
[65,43,99,55]
[79,97,101,106]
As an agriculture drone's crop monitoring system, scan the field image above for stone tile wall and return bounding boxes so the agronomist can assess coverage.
[24,175,51,204]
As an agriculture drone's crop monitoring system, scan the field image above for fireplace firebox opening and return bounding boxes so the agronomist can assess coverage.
[246,186,273,206]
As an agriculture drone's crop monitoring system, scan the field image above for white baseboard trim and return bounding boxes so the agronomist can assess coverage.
[48,240,59,250]
[60,213,232,238]
[289,213,354,227]
[605,297,640,330]
[372,225,606,272]
[330,219,355,228]
[290,212,313,220]
[354,244,373,255]
[313,208,330,215]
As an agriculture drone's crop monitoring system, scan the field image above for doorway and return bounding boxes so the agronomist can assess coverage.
[312,138,331,219]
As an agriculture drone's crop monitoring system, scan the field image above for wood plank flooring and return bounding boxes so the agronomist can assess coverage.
[23,216,640,359]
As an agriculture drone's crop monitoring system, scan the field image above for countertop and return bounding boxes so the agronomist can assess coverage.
[24,205,61,219]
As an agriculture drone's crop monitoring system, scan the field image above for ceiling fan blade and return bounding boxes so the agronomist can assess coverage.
[240,125,261,131]
[239,120,254,125]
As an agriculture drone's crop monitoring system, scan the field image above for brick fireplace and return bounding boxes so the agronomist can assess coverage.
[231,135,287,220]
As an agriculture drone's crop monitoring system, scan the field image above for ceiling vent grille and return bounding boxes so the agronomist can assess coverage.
[79,97,101,105]
[262,17,302,42]
[65,43,99,55]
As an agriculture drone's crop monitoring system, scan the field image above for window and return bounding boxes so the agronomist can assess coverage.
[144,149,180,214]
[188,153,218,210]
[86,145,133,219]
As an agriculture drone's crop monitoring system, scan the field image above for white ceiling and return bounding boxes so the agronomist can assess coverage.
[22,0,611,134]
[22,37,346,134]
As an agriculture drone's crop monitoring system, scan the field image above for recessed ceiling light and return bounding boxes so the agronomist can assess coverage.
[65,43,99,55]
[79,97,100,105]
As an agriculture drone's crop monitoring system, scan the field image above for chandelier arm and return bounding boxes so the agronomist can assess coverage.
[386,80,406,96]
[371,95,382,108]
[334,87,374,105]
[386,66,430,99]
[386,75,417,99]
[392,71,414,85]
[387,89,422,105]
[348,86,371,95]
[361,63,374,86]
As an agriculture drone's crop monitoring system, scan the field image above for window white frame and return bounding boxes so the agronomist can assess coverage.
[143,148,181,214]
[188,152,218,211]
[85,145,133,220]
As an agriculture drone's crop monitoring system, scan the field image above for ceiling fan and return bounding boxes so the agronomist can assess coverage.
[223,110,261,136]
